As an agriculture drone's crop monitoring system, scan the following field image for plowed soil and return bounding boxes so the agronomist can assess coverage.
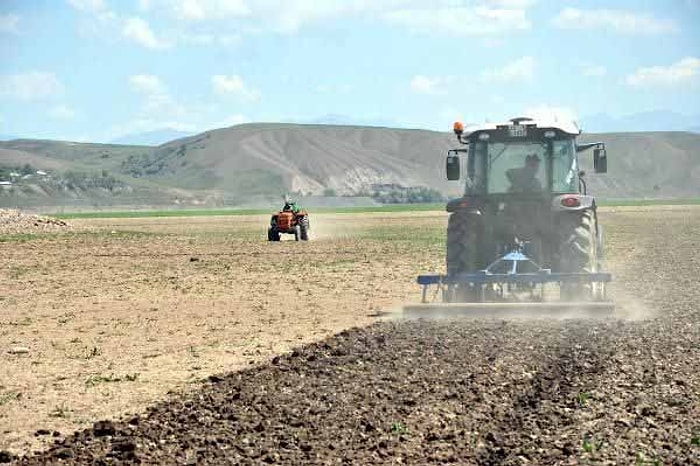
[2,207,699,465]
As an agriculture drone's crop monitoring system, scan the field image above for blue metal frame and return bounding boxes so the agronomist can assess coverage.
[416,247,612,303]
[417,272,612,286]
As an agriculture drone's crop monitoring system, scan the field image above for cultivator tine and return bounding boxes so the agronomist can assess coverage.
[403,302,615,319]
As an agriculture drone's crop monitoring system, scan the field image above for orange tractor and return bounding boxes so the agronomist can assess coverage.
[268,205,310,241]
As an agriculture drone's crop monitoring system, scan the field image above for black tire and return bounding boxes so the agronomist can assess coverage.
[268,227,280,242]
[558,209,599,300]
[293,225,301,241]
[299,216,310,241]
[446,212,481,275]
[446,212,482,302]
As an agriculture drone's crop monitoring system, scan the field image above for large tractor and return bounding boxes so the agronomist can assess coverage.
[407,117,614,316]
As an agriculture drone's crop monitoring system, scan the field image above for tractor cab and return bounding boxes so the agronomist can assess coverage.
[446,117,606,199]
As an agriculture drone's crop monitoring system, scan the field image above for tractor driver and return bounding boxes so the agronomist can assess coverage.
[507,154,542,193]
[283,200,300,214]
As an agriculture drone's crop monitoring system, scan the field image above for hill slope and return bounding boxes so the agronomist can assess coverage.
[146,124,453,194]
[110,129,194,146]
[577,131,700,199]
[1,125,699,209]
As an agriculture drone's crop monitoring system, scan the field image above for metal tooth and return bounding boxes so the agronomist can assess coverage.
[403,302,615,319]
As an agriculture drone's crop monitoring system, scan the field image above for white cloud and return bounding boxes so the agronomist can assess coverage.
[0,72,64,101]
[107,119,199,142]
[582,64,607,77]
[173,0,207,20]
[211,75,260,101]
[48,105,76,120]
[523,105,579,124]
[315,84,352,94]
[142,93,187,116]
[0,14,20,34]
[212,74,243,93]
[138,0,152,11]
[128,74,187,117]
[129,74,166,94]
[67,0,109,13]
[552,8,677,34]
[123,17,170,49]
[178,31,241,46]
[219,113,248,127]
[167,0,358,32]
[409,75,452,95]
[69,1,171,49]
[173,0,251,21]
[486,0,537,7]
[260,1,377,33]
[385,6,530,36]
[135,0,534,39]
[481,56,534,82]
[626,57,700,88]
[69,1,536,50]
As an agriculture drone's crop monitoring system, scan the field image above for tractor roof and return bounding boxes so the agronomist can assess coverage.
[464,117,581,137]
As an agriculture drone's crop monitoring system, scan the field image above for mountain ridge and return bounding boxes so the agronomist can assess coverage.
[1,123,699,210]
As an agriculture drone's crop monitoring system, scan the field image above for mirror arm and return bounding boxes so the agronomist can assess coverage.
[576,142,605,152]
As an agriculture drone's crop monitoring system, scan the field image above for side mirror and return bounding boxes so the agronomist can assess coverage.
[593,148,607,173]
[446,153,460,180]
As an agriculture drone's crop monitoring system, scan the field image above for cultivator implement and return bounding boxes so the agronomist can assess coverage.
[405,249,614,318]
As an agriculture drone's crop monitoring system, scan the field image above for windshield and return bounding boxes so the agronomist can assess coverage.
[485,141,547,194]
[552,139,578,193]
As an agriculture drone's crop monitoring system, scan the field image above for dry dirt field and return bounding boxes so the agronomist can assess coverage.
[1,206,699,464]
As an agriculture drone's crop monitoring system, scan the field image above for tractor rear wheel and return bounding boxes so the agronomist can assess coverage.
[299,216,310,241]
[446,212,482,302]
[268,227,280,242]
[558,209,599,300]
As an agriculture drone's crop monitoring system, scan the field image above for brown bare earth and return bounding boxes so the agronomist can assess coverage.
[1,206,699,464]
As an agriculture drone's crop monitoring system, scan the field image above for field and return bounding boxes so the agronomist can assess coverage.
[1,206,700,464]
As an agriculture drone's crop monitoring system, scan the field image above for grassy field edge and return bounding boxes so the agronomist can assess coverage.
[43,198,700,220]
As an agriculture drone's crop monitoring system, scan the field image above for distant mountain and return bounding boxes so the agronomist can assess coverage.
[581,111,699,133]
[307,114,405,129]
[144,123,454,196]
[110,129,194,146]
[0,134,20,141]
[1,124,700,210]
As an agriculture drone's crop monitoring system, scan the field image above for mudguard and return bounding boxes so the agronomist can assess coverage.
[551,194,595,212]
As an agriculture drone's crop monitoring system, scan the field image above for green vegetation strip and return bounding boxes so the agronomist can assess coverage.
[45,198,700,220]
[597,198,700,207]
[49,203,446,219]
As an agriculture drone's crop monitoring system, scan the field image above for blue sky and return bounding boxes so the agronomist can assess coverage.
[1,0,699,142]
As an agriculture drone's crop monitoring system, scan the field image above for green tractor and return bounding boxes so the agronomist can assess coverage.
[408,117,613,317]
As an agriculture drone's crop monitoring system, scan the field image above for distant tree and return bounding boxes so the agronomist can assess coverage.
[370,186,445,204]
[323,188,337,197]
[20,163,34,175]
